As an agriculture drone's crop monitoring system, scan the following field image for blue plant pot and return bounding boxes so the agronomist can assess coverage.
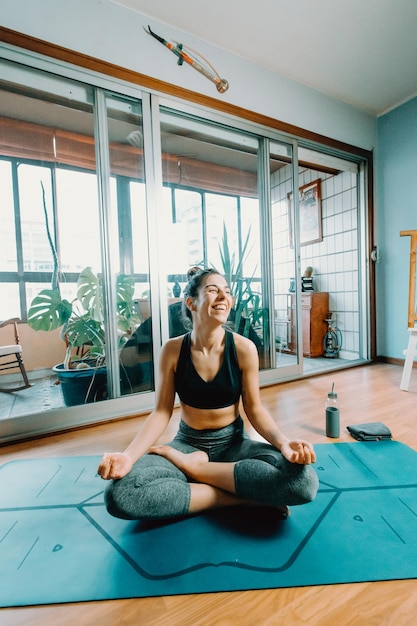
[53,363,107,407]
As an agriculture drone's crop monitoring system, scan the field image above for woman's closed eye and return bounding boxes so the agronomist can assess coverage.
[205,285,231,296]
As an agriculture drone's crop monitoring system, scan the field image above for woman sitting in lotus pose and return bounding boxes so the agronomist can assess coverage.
[98,268,318,520]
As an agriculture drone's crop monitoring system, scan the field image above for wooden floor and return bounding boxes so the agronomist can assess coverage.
[1,362,417,626]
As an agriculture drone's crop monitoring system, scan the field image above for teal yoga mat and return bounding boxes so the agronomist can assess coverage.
[1,441,417,607]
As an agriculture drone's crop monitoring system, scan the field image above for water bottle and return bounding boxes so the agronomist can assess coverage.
[326,383,340,438]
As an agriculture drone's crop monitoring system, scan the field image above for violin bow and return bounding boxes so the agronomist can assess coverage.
[145,25,229,93]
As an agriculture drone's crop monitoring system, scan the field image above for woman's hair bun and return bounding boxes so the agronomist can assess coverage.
[186,266,203,280]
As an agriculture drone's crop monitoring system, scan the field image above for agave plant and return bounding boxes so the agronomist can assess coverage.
[217,222,266,340]
[28,266,138,369]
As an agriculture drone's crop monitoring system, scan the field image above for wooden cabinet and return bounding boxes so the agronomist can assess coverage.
[288,292,329,357]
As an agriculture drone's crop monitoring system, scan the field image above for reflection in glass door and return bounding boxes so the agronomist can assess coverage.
[100,93,153,397]
[154,107,302,380]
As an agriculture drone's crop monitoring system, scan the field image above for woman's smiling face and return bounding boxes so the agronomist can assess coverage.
[192,273,232,322]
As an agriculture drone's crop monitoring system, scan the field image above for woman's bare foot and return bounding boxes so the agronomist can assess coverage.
[149,446,289,519]
[149,446,209,480]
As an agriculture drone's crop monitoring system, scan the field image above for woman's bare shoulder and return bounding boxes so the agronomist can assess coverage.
[231,331,256,348]
[161,334,186,359]
[231,331,258,361]
[157,335,186,377]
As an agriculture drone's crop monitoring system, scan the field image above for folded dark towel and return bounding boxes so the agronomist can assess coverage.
[347,422,392,441]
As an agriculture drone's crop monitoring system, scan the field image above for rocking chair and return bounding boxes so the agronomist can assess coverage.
[0,318,32,392]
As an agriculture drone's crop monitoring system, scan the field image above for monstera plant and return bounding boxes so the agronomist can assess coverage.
[28,266,138,369]
[27,267,139,405]
[27,183,139,405]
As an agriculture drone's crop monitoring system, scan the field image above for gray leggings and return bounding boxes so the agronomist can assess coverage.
[104,416,319,520]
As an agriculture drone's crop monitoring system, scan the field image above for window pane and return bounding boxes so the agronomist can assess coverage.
[130,181,149,276]
[206,194,238,271]
[0,160,16,272]
[56,169,101,272]
[0,283,20,319]
[173,188,203,269]
[18,164,54,272]
[240,197,260,278]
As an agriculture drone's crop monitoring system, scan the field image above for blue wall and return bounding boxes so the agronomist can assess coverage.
[376,97,417,358]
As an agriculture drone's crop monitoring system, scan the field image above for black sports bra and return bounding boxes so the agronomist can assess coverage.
[174,331,242,409]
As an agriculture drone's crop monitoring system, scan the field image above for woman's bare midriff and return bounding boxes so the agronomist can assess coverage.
[180,401,240,430]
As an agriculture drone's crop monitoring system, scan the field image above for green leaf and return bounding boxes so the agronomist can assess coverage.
[116,273,135,302]
[116,274,137,322]
[76,267,103,323]
[27,289,72,331]
[65,315,105,350]
[220,223,233,286]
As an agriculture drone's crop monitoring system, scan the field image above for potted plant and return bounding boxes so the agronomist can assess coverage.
[27,183,139,406]
[217,222,268,348]
[27,266,139,406]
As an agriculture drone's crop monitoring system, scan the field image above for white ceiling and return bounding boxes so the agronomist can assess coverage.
[112,0,417,116]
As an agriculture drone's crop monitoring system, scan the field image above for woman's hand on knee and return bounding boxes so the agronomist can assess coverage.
[98,452,133,480]
[281,440,316,465]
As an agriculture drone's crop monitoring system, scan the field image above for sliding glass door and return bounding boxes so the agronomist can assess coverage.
[0,55,157,439]
[149,105,301,381]
[0,46,370,443]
